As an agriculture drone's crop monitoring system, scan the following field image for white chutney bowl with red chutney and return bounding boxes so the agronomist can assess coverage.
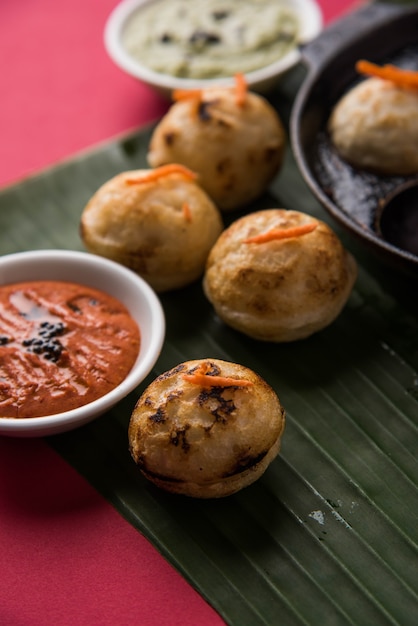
[0,249,165,437]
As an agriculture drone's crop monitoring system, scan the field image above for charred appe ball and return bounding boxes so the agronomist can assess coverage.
[128,358,286,498]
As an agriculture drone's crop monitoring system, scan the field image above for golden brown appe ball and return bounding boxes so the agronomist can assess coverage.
[147,82,286,210]
[203,209,357,342]
[328,71,418,175]
[80,165,223,292]
[128,359,285,498]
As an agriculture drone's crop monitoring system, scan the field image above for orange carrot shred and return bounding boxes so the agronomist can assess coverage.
[182,362,253,388]
[172,88,203,102]
[182,373,253,388]
[182,202,192,222]
[356,60,418,91]
[235,73,248,107]
[125,164,197,185]
[244,222,317,244]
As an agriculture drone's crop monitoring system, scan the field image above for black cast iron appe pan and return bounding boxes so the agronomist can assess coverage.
[290,1,418,275]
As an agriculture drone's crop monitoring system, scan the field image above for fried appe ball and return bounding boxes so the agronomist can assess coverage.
[80,166,223,292]
[328,76,418,175]
[147,85,286,210]
[129,359,286,498]
[203,209,357,342]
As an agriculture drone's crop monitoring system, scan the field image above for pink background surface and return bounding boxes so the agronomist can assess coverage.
[0,2,356,624]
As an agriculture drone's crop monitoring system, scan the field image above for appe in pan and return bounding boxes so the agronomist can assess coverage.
[328,61,418,176]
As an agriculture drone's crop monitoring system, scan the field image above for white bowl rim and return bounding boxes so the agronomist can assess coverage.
[0,249,165,435]
[104,0,323,91]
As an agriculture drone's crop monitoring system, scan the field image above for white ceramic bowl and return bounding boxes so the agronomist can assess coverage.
[0,250,165,437]
[104,0,323,97]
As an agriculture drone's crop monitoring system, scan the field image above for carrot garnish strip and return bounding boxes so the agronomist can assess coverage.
[182,361,253,388]
[244,222,317,244]
[125,164,197,185]
[172,88,203,102]
[356,60,418,91]
[182,373,253,388]
[173,74,247,107]
[235,73,248,107]
[182,202,192,222]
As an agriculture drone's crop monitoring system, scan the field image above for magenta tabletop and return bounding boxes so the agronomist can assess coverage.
[0,2,357,625]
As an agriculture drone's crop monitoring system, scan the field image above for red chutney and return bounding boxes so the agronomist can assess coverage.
[0,281,140,418]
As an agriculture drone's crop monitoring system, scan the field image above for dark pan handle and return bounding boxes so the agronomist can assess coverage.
[301,1,411,71]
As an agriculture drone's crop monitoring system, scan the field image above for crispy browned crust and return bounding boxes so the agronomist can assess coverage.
[203,209,357,341]
[128,359,285,498]
[80,170,223,292]
[147,88,286,210]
